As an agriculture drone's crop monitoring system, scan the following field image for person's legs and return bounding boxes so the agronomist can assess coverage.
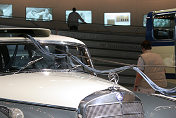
[1,46,10,66]
[69,26,78,31]
[73,26,78,30]
[0,55,3,71]
[0,45,10,71]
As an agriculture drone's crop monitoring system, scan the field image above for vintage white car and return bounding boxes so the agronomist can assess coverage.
[0,28,175,118]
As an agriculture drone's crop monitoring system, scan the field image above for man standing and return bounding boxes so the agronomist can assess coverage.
[134,40,167,94]
[67,8,86,31]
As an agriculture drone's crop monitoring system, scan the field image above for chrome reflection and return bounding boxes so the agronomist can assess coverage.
[0,105,24,118]
[78,87,144,118]
[150,105,176,118]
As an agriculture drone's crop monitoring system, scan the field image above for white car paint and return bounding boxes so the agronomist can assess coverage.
[0,71,128,108]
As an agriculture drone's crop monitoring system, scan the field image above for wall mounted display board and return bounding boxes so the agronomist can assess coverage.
[104,12,130,26]
[0,4,12,18]
[26,7,52,21]
[66,10,92,23]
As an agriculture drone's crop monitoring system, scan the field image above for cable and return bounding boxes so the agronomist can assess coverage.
[133,67,176,95]
[26,34,176,96]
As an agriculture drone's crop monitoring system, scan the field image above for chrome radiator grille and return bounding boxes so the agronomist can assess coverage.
[86,102,144,118]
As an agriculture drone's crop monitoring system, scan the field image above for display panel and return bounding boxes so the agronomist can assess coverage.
[104,13,130,26]
[66,10,92,23]
[26,7,52,21]
[0,4,12,18]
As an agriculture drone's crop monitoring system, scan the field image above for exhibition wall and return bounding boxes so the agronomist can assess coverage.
[0,0,175,33]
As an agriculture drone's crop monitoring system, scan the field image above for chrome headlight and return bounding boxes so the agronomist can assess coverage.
[78,87,144,118]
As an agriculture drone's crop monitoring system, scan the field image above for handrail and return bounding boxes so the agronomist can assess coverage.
[0,15,145,35]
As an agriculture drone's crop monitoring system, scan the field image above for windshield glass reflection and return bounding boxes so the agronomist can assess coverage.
[0,43,90,73]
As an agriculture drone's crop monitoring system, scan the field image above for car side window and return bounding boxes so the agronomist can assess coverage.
[7,45,30,69]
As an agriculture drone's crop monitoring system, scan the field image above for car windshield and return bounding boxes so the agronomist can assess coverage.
[0,42,91,73]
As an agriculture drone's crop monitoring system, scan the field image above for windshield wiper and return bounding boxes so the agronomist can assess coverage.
[14,57,43,74]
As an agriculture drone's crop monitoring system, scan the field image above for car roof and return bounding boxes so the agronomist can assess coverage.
[0,28,85,45]
[154,8,176,14]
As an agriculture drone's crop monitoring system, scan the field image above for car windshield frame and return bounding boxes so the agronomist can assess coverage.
[0,39,93,74]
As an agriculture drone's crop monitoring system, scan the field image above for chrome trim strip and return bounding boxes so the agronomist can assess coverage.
[0,98,77,111]
[152,94,176,102]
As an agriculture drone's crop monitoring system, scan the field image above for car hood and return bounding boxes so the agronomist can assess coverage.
[0,71,128,108]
